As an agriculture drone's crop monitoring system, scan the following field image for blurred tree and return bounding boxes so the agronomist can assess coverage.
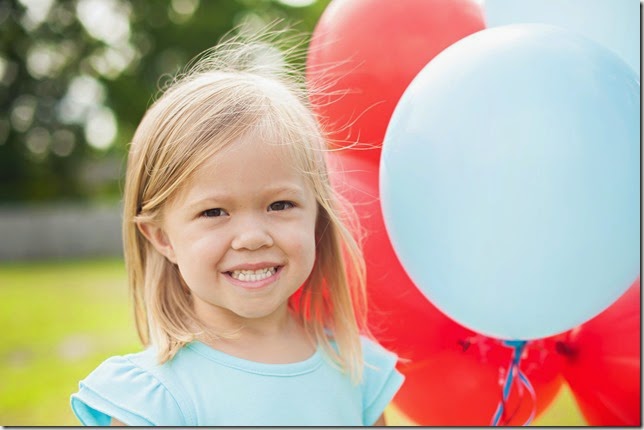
[0,0,330,203]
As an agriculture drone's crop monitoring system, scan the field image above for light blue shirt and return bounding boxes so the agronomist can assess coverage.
[70,336,404,426]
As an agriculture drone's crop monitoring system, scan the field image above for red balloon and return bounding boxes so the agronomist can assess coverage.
[393,338,564,426]
[327,152,563,425]
[554,277,641,426]
[307,0,486,164]
[327,152,468,361]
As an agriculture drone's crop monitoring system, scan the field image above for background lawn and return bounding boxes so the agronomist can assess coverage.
[0,258,140,425]
[0,258,586,426]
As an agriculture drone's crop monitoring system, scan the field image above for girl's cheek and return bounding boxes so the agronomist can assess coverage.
[284,221,316,247]
[190,232,227,256]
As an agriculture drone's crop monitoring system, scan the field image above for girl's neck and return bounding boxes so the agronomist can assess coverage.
[192,298,292,336]
[192,303,315,364]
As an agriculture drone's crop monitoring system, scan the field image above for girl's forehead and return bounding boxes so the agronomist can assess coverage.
[172,132,317,203]
[207,131,304,170]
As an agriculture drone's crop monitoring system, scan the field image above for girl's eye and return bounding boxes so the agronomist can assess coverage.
[201,208,228,218]
[268,201,295,211]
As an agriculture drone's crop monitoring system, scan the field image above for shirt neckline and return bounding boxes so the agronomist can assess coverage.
[185,341,324,376]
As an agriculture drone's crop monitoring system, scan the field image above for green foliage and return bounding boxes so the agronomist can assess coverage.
[0,0,330,203]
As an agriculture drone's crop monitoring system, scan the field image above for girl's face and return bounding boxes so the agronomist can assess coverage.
[144,134,318,328]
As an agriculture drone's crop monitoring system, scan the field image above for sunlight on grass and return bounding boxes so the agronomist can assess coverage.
[0,258,140,426]
[531,383,587,426]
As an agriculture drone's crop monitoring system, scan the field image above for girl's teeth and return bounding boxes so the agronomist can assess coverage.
[230,267,277,281]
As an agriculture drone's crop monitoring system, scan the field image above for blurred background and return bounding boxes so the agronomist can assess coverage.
[0,0,327,211]
[0,0,623,426]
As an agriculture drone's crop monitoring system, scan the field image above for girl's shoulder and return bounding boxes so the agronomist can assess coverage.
[70,347,196,426]
[326,334,401,378]
[359,335,399,367]
[357,335,405,425]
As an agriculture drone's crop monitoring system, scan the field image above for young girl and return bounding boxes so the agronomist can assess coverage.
[70,29,404,426]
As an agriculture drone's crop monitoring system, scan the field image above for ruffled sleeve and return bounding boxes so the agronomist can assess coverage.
[70,355,189,426]
[360,337,405,425]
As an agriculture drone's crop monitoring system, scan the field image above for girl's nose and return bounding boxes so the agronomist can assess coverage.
[230,217,274,251]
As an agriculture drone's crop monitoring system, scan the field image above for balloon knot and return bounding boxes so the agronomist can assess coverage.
[458,338,471,352]
[555,341,578,358]
[502,340,527,349]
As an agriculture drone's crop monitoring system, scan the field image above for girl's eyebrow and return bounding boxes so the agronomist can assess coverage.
[263,184,306,197]
[184,184,307,210]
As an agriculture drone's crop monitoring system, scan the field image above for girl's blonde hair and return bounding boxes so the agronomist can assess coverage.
[122,27,369,381]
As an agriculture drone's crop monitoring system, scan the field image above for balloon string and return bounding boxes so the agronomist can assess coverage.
[518,368,537,425]
[499,368,537,425]
[490,340,536,426]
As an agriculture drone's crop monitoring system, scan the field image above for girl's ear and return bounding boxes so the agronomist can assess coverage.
[137,222,177,264]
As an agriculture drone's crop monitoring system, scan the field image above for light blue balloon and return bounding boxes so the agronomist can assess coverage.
[380,24,640,341]
[483,0,640,76]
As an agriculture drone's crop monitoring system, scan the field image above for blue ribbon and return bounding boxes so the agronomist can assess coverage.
[490,340,537,426]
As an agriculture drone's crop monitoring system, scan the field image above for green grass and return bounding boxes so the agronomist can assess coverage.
[0,258,588,426]
[0,258,140,426]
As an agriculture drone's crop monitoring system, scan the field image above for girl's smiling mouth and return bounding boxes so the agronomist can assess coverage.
[229,267,277,282]
[223,265,283,289]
